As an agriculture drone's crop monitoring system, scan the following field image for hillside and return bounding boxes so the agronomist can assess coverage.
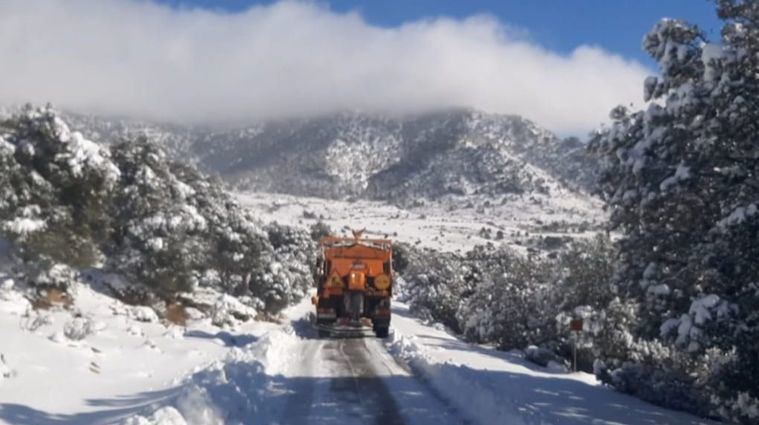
[64,109,599,205]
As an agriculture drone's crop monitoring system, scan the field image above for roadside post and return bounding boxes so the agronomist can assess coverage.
[569,318,583,372]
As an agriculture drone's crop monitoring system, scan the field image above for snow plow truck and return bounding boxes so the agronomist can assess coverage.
[312,230,392,338]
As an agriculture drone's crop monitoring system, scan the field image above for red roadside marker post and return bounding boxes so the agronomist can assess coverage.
[569,318,583,372]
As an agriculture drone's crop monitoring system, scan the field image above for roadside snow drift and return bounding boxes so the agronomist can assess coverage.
[387,302,717,425]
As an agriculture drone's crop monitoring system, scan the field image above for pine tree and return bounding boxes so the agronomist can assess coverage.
[589,1,759,421]
[0,106,315,316]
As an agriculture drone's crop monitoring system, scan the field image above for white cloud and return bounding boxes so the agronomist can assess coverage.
[0,0,650,134]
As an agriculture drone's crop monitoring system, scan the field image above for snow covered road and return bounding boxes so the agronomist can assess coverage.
[204,298,716,425]
[270,302,463,425]
[0,289,720,425]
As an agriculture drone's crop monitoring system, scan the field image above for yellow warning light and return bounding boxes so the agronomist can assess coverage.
[374,274,391,290]
[328,273,343,288]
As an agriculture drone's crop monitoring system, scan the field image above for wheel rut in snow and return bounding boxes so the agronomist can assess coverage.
[279,321,405,425]
[329,338,405,425]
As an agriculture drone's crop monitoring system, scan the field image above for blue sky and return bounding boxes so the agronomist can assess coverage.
[155,0,723,67]
[0,0,718,133]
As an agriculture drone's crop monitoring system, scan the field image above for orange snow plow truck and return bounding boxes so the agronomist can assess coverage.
[311,230,392,338]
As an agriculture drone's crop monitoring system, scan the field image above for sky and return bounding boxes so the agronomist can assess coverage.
[156,0,724,67]
[0,0,724,135]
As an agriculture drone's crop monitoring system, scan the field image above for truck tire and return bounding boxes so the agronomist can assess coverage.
[374,326,389,338]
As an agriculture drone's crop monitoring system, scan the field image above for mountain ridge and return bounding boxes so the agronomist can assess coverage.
[62,108,599,204]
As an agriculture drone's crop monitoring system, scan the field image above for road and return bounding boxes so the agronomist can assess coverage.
[277,315,465,425]
[262,300,719,425]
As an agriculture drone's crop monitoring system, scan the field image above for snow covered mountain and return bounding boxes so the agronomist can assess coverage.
[64,109,598,204]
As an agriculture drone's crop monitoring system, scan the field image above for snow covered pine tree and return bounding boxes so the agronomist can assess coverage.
[0,105,315,319]
[589,1,759,422]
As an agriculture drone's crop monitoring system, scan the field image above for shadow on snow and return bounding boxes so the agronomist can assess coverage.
[0,360,712,425]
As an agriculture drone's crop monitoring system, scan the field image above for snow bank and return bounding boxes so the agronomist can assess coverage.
[0,278,31,315]
[387,332,529,425]
[122,407,188,425]
[130,306,160,323]
[122,328,300,425]
[178,288,259,328]
[388,302,717,425]
[0,281,251,422]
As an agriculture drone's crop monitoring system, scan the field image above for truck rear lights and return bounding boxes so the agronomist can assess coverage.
[348,271,366,290]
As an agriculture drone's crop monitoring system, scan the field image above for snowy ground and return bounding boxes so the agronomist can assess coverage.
[0,279,719,425]
[388,303,717,425]
[0,193,719,425]
[235,191,604,253]
[126,297,719,425]
[0,279,277,424]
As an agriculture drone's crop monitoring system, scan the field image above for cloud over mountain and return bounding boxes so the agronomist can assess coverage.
[0,0,650,134]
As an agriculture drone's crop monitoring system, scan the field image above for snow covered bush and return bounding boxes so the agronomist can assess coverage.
[209,294,258,328]
[550,235,616,370]
[129,306,160,323]
[308,221,332,242]
[395,244,473,332]
[399,238,615,358]
[589,2,759,422]
[456,245,556,349]
[63,316,100,341]
[107,136,275,303]
[0,105,116,268]
[254,223,316,314]
[19,310,53,333]
[551,235,615,315]
[27,263,78,291]
[0,106,314,316]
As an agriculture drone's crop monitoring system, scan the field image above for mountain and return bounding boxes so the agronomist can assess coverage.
[63,109,598,204]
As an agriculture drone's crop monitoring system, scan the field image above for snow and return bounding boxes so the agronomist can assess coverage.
[120,298,718,425]
[676,313,694,346]
[0,183,715,425]
[62,316,101,341]
[732,392,759,420]
[122,407,188,425]
[2,217,46,237]
[130,306,160,323]
[1,205,46,239]
[0,282,30,316]
[0,137,15,156]
[648,283,671,296]
[208,294,258,328]
[0,277,719,425]
[0,280,270,424]
[235,190,604,254]
[388,301,717,425]
[718,203,757,228]
[660,164,691,191]
[51,117,120,184]
[173,180,196,200]
[701,43,725,82]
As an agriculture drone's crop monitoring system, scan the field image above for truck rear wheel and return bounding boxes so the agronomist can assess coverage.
[374,326,389,338]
